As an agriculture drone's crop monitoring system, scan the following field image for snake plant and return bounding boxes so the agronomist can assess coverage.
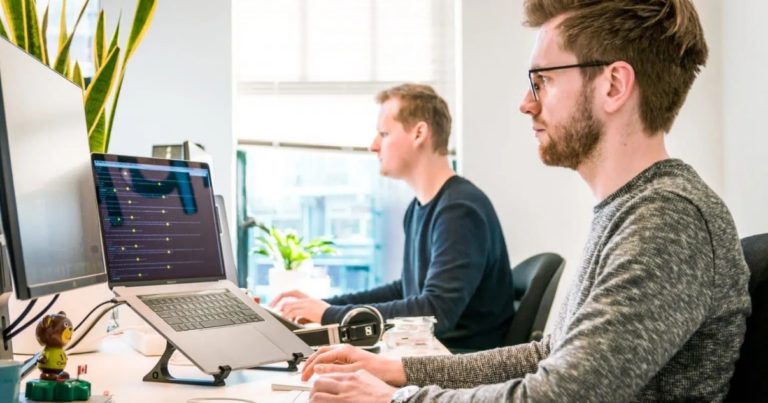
[0,0,156,152]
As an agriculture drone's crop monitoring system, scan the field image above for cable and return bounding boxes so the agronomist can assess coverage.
[21,352,41,379]
[2,298,37,336]
[73,298,119,332]
[4,294,60,341]
[66,301,125,351]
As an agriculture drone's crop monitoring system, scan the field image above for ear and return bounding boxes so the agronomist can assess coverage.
[411,121,430,147]
[599,61,635,114]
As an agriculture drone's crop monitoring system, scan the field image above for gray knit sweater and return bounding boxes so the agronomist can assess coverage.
[402,159,751,402]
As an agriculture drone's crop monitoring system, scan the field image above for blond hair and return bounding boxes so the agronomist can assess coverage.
[376,84,452,155]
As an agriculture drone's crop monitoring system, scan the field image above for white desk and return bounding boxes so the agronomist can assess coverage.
[17,335,450,403]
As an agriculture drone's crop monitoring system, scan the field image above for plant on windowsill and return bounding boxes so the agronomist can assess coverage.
[253,222,337,271]
[251,222,337,294]
[0,0,156,152]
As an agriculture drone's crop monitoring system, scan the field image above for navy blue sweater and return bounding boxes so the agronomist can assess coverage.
[322,176,515,350]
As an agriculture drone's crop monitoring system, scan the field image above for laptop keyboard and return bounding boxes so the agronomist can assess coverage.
[140,289,264,332]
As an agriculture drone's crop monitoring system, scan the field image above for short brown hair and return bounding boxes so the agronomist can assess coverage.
[376,84,452,155]
[524,0,708,134]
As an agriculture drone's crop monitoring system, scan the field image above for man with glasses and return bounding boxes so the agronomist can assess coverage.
[296,1,751,402]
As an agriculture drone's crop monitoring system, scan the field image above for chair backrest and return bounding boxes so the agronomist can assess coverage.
[503,252,565,346]
[726,233,768,402]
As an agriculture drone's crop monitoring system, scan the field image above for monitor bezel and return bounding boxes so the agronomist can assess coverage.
[0,54,108,300]
[91,153,227,288]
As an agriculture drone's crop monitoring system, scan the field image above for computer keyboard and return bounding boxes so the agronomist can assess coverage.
[140,289,263,332]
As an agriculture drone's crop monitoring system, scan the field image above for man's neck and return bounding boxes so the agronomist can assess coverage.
[578,128,669,201]
[405,156,455,205]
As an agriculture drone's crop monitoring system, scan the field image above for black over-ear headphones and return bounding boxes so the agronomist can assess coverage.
[293,305,385,348]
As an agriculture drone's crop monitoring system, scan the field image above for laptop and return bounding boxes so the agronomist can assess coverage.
[90,153,313,374]
[213,194,238,285]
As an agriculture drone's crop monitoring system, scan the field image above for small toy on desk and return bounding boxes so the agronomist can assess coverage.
[24,312,92,401]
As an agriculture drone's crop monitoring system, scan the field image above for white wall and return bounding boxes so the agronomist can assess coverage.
[722,0,768,238]
[458,0,594,321]
[101,0,235,223]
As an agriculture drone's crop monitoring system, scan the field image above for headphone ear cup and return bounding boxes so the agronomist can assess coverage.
[340,305,385,347]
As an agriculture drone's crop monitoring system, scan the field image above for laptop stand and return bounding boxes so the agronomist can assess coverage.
[144,341,231,386]
[251,352,305,372]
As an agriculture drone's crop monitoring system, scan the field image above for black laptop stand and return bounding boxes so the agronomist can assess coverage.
[144,341,231,386]
[144,341,306,386]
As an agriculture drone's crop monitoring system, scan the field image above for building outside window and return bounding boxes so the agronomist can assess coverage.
[232,0,456,301]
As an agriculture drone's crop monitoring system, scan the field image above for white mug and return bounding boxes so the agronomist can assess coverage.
[0,359,21,402]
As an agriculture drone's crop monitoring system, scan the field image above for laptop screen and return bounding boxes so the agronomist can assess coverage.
[91,154,225,285]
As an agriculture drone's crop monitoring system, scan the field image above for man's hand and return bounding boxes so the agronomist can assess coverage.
[270,289,330,323]
[270,289,311,308]
[302,344,407,386]
[309,369,398,403]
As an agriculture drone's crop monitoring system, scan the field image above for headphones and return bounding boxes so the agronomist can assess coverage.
[293,305,385,348]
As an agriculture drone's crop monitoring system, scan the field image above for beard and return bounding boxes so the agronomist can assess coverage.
[539,88,603,170]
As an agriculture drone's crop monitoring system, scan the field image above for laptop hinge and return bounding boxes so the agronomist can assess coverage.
[143,341,230,386]
[251,352,305,372]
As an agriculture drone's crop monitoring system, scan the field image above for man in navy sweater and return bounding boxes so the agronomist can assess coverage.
[271,84,515,351]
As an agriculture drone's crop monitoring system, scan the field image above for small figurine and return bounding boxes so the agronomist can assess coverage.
[25,311,92,401]
[35,311,73,381]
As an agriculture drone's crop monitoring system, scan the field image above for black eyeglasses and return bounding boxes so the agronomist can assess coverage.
[528,61,614,102]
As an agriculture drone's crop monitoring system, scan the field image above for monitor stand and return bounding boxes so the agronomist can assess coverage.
[0,291,12,360]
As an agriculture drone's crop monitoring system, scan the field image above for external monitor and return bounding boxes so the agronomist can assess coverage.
[0,37,107,356]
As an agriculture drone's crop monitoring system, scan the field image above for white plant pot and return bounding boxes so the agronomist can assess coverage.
[268,267,310,294]
[267,261,331,299]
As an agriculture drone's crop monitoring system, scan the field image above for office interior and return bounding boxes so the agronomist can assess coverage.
[1,0,765,392]
[96,0,767,327]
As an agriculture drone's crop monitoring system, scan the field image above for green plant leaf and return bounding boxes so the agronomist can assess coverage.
[124,0,155,63]
[71,60,84,88]
[0,8,8,40]
[104,0,156,152]
[53,0,89,74]
[88,111,106,152]
[1,0,26,48]
[40,2,49,64]
[92,9,104,71]
[23,0,45,63]
[85,45,119,151]
[106,17,119,55]
[251,224,338,270]
[56,0,66,53]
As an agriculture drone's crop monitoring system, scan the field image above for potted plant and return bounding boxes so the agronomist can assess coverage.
[252,222,337,294]
[0,0,156,152]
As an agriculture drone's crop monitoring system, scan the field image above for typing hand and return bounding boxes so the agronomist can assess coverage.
[310,370,397,403]
[270,289,311,308]
[302,344,406,386]
[280,297,329,323]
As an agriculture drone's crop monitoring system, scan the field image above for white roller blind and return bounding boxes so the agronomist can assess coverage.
[233,0,455,149]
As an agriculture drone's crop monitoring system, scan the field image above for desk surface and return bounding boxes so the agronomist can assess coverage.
[17,334,449,403]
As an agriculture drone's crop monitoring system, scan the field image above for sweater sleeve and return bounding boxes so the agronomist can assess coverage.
[361,202,492,334]
[325,202,492,330]
[403,336,552,389]
[321,280,403,324]
[402,194,716,402]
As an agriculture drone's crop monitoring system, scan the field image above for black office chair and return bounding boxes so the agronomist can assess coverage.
[725,233,768,402]
[503,252,565,346]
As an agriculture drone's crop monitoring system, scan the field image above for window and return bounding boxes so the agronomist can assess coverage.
[42,0,101,78]
[233,0,456,300]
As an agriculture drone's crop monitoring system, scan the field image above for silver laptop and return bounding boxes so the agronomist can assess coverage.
[90,153,312,374]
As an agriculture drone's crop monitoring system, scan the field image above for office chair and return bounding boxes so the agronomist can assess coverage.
[725,233,768,402]
[503,252,565,346]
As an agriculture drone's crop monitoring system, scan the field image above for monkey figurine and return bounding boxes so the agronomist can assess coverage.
[35,311,74,381]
